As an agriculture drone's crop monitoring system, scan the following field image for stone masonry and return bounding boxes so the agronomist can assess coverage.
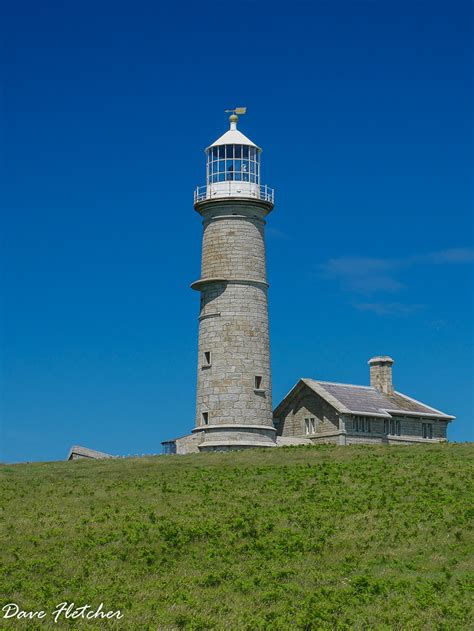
[191,199,276,450]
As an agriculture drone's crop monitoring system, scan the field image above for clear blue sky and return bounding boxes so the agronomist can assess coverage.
[1,0,472,462]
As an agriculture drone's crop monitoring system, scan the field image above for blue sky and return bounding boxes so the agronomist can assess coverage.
[1,0,472,462]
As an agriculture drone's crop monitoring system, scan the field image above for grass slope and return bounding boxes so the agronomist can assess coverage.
[1,444,473,630]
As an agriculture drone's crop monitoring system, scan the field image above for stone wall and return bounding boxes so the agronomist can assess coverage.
[196,281,272,428]
[193,198,275,449]
[174,433,203,455]
[275,386,339,437]
[346,415,448,440]
[201,214,266,281]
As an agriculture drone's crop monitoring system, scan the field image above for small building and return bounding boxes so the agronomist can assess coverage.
[273,356,454,445]
[161,434,202,455]
[67,445,114,461]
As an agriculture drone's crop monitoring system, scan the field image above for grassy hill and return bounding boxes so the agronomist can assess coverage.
[1,444,473,630]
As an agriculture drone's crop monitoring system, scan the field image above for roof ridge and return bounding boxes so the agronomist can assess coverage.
[304,379,374,390]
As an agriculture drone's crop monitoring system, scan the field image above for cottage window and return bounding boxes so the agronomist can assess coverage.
[353,416,372,433]
[422,423,433,439]
[396,420,401,436]
[384,419,389,435]
[310,418,315,433]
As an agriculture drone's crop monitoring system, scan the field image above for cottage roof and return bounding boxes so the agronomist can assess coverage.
[274,379,454,420]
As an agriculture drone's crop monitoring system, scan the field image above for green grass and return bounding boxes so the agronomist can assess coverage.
[1,444,473,630]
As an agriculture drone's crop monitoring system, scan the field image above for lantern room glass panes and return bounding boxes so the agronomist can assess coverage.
[207,144,260,184]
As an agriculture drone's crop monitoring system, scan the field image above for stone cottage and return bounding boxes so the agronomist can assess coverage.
[273,356,454,445]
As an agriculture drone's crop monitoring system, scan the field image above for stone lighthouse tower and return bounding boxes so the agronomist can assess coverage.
[191,109,276,450]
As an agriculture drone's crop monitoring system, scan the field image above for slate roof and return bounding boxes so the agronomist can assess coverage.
[274,379,454,420]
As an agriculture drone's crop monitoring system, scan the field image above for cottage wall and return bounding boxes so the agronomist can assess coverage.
[345,414,448,444]
[275,387,339,438]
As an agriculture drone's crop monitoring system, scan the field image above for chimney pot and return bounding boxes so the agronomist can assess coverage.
[368,356,394,395]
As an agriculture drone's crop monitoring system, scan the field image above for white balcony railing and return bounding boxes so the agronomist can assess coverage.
[194,183,274,205]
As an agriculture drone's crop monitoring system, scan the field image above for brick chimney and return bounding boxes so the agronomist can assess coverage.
[368,356,394,395]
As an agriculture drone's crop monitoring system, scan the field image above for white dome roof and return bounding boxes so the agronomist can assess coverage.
[206,121,260,151]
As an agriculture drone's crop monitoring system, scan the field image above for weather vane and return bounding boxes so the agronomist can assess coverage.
[224,107,247,116]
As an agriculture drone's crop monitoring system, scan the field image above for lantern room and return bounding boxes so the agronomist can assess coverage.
[207,142,260,185]
[194,111,274,204]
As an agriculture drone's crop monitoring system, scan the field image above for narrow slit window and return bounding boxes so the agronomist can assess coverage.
[202,412,209,425]
[203,351,212,367]
[254,375,263,390]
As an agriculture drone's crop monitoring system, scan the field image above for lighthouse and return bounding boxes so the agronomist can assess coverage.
[191,110,277,450]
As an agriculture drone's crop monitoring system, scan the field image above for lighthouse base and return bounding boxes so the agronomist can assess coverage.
[193,424,277,451]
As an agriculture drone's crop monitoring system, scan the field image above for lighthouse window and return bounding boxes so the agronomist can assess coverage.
[202,412,209,425]
[207,145,260,185]
[203,351,211,368]
[254,375,263,390]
